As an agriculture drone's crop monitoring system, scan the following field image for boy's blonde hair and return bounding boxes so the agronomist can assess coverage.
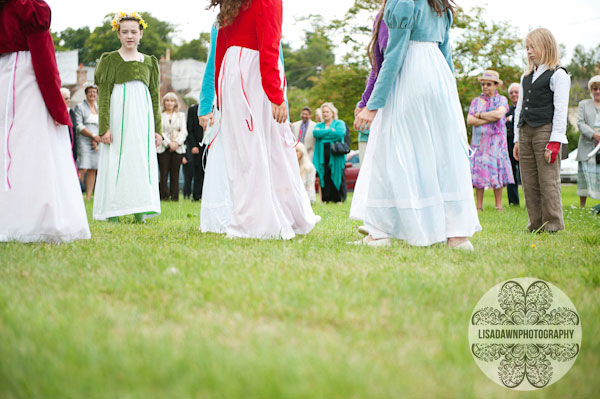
[525,28,561,76]
[161,92,179,113]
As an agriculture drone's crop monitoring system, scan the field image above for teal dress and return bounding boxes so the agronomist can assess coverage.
[313,119,347,202]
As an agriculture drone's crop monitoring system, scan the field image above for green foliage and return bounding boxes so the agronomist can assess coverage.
[567,44,600,81]
[172,33,210,62]
[54,27,93,65]
[307,63,369,148]
[287,86,311,123]
[0,188,599,398]
[283,16,335,90]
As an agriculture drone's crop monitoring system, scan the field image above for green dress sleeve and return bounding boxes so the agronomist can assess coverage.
[94,52,115,135]
[149,55,162,134]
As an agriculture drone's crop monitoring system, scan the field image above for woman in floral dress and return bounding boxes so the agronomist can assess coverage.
[467,70,515,211]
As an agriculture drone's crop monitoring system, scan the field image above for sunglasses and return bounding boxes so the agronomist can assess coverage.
[592,87,600,92]
[480,82,495,87]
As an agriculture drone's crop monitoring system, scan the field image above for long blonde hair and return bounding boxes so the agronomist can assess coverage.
[296,142,315,181]
[525,28,561,76]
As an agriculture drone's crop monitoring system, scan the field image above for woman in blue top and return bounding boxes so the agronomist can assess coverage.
[313,102,347,203]
[351,0,481,249]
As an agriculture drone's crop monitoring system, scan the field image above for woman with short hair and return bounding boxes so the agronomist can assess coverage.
[576,75,600,207]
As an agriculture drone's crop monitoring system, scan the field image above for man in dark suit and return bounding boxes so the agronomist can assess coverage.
[184,104,206,201]
[505,83,520,206]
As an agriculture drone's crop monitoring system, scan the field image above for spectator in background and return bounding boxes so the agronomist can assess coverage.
[576,75,600,207]
[185,103,205,201]
[467,70,514,211]
[296,142,316,203]
[505,82,521,206]
[61,87,77,162]
[74,84,100,200]
[315,107,323,123]
[291,107,316,160]
[313,102,347,203]
[158,92,187,201]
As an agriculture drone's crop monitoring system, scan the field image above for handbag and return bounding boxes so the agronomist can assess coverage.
[331,141,350,155]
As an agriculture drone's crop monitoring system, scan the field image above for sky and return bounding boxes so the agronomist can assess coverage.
[47,0,600,62]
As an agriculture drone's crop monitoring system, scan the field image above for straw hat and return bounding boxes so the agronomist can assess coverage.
[588,75,600,90]
[477,70,503,86]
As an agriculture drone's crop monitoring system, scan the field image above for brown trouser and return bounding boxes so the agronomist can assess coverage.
[157,151,183,201]
[519,123,564,232]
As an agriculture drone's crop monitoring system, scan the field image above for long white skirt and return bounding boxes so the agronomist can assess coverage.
[350,41,481,246]
[218,46,320,239]
[0,51,90,242]
[200,109,232,233]
[93,81,160,220]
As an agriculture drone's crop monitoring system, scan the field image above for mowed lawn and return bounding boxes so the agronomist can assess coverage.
[0,185,599,399]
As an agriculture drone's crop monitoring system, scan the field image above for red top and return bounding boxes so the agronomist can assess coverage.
[0,0,71,126]
[215,0,284,106]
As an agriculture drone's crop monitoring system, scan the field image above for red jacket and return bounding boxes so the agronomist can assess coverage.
[215,0,284,107]
[0,0,71,126]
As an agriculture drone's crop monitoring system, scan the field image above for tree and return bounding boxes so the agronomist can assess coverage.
[568,44,600,81]
[283,16,335,90]
[85,12,175,65]
[172,33,210,61]
[54,27,92,65]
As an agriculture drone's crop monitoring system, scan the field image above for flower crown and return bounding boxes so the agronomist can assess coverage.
[111,12,148,31]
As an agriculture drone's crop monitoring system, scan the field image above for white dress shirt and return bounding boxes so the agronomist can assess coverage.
[513,64,571,144]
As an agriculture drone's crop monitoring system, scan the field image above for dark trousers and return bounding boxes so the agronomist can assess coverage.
[507,135,520,205]
[158,151,183,201]
[183,158,205,200]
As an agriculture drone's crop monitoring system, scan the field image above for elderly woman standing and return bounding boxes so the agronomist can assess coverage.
[467,70,515,211]
[74,84,100,200]
[576,75,600,207]
[157,92,187,201]
[313,102,347,203]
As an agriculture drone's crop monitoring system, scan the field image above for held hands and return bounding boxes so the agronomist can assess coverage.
[99,130,113,144]
[272,102,287,124]
[354,107,363,118]
[155,133,162,148]
[198,113,213,130]
[354,108,378,132]
[545,141,561,164]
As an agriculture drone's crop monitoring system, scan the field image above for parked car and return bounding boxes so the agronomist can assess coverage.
[345,150,360,191]
[560,149,578,183]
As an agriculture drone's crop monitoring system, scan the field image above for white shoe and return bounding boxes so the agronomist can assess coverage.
[347,236,391,247]
[451,240,474,251]
[357,226,369,235]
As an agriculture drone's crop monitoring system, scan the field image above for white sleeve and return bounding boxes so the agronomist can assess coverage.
[513,75,525,143]
[549,69,571,144]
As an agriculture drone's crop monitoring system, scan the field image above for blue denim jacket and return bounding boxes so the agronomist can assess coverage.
[367,0,454,110]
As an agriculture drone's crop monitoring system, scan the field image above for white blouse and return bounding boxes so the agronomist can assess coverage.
[158,111,188,154]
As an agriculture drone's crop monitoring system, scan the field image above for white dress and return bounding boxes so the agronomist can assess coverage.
[200,109,233,233]
[0,51,90,242]
[350,42,481,246]
[218,46,320,239]
[93,80,160,220]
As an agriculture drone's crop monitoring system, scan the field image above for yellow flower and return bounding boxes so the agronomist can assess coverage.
[119,11,126,18]
[131,11,138,18]
[531,244,537,250]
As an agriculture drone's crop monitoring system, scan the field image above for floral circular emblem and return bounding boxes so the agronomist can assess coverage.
[468,278,581,391]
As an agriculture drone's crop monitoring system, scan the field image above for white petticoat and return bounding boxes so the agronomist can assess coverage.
[0,51,90,243]
[93,81,161,220]
[217,46,320,239]
[350,41,481,246]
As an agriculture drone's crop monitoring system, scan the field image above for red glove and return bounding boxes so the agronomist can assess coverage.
[545,141,561,164]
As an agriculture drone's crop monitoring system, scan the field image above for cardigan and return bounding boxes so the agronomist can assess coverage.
[215,0,284,106]
[312,120,347,190]
[0,0,71,126]
[94,51,162,135]
[367,0,454,110]
[577,99,600,162]
[157,111,187,155]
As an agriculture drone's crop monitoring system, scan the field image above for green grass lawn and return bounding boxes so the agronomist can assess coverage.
[1,185,599,398]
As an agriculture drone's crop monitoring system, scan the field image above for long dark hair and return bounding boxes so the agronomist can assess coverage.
[428,0,456,16]
[207,0,251,27]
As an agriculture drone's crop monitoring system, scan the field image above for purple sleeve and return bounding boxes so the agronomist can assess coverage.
[468,98,479,115]
[358,18,389,109]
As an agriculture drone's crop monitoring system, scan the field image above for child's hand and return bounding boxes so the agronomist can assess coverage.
[354,108,377,132]
[199,113,213,129]
[513,142,519,161]
[545,141,561,164]
[155,133,162,147]
[100,130,113,144]
[272,102,287,124]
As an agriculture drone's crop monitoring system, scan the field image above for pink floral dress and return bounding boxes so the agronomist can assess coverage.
[469,93,515,189]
